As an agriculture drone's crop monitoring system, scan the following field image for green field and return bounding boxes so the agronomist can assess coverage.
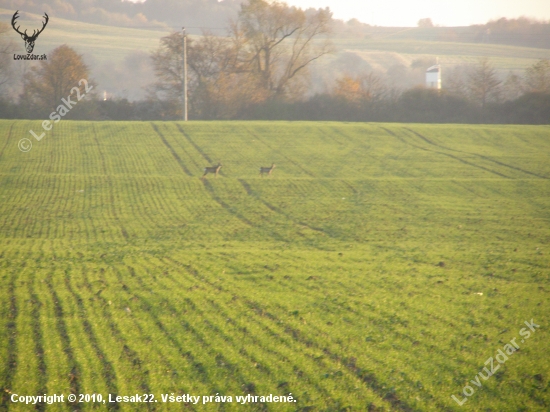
[0,120,549,411]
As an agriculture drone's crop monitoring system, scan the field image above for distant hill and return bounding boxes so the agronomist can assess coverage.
[4,8,549,68]
[1,9,165,62]
[1,0,241,33]
[343,19,550,50]
[3,7,550,101]
[3,0,550,49]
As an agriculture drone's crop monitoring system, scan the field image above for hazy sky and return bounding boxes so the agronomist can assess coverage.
[283,0,550,27]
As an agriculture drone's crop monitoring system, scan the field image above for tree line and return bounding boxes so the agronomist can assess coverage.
[1,0,549,124]
[149,0,331,119]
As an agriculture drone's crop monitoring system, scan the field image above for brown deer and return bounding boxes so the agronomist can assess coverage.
[12,11,49,54]
[259,163,275,177]
[202,163,222,178]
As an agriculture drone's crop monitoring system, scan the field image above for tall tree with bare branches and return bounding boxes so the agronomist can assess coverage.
[525,59,550,93]
[150,31,267,119]
[0,23,16,97]
[467,57,502,108]
[333,72,385,105]
[23,45,94,113]
[150,0,332,118]
[149,32,185,118]
[233,0,332,99]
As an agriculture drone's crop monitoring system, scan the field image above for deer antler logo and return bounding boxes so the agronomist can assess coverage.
[11,10,49,54]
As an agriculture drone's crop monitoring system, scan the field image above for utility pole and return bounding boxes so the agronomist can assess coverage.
[182,27,188,121]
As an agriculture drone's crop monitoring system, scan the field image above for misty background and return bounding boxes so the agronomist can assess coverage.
[1,0,550,122]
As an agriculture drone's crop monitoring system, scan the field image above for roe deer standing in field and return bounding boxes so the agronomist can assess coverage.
[259,163,276,177]
[202,163,222,178]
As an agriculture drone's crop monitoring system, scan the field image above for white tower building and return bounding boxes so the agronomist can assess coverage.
[426,65,441,90]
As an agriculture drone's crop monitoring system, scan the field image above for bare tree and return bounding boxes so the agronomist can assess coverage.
[0,22,16,97]
[417,18,434,28]
[149,32,185,115]
[501,71,524,101]
[233,0,332,99]
[525,59,550,93]
[150,31,266,119]
[333,72,385,104]
[467,57,502,108]
[150,0,333,118]
[188,32,268,118]
[444,65,468,98]
[23,45,95,112]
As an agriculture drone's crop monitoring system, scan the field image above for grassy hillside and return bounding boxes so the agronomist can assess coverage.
[334,38,550,72]
[3,8,550,71]
[0,120,549,411]
[1,8,165,63]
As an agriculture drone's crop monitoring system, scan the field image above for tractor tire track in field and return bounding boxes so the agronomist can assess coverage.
[247,129,316,178]
[110,268,214,387]
[315,125,347,147]
[176,124,213,164]
[176,296,283,389]
[326,126,379,174]
[201,298,336,403]
[198,303,335,404]
[82,266,154,401]
[45,276,82,411]
[166,258,406,410]
[121,266,212,397]
[327,126,374,154]
[122,267,295,404]
[202,179,292,243]
[405,127,549,180]
[342,180,359,194]
[1,269,19,409]
[92,125,129,241]
[176,124,227,177]
[28,277,47,411]
[238,179,328,238]
[159,259,340,402]
[116,266,195,410]
[380,127,512,179]
[0,122,14,161]
[242,301,417,412]
[201,179,254,228]
[152,123,193,176]
[166,125,202,171]
[248,310,403,408]
[63,269,120,409]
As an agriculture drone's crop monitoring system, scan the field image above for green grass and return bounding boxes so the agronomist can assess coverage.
[0,120,549,411]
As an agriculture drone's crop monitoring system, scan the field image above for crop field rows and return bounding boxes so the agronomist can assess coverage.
[0,120,549,411]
